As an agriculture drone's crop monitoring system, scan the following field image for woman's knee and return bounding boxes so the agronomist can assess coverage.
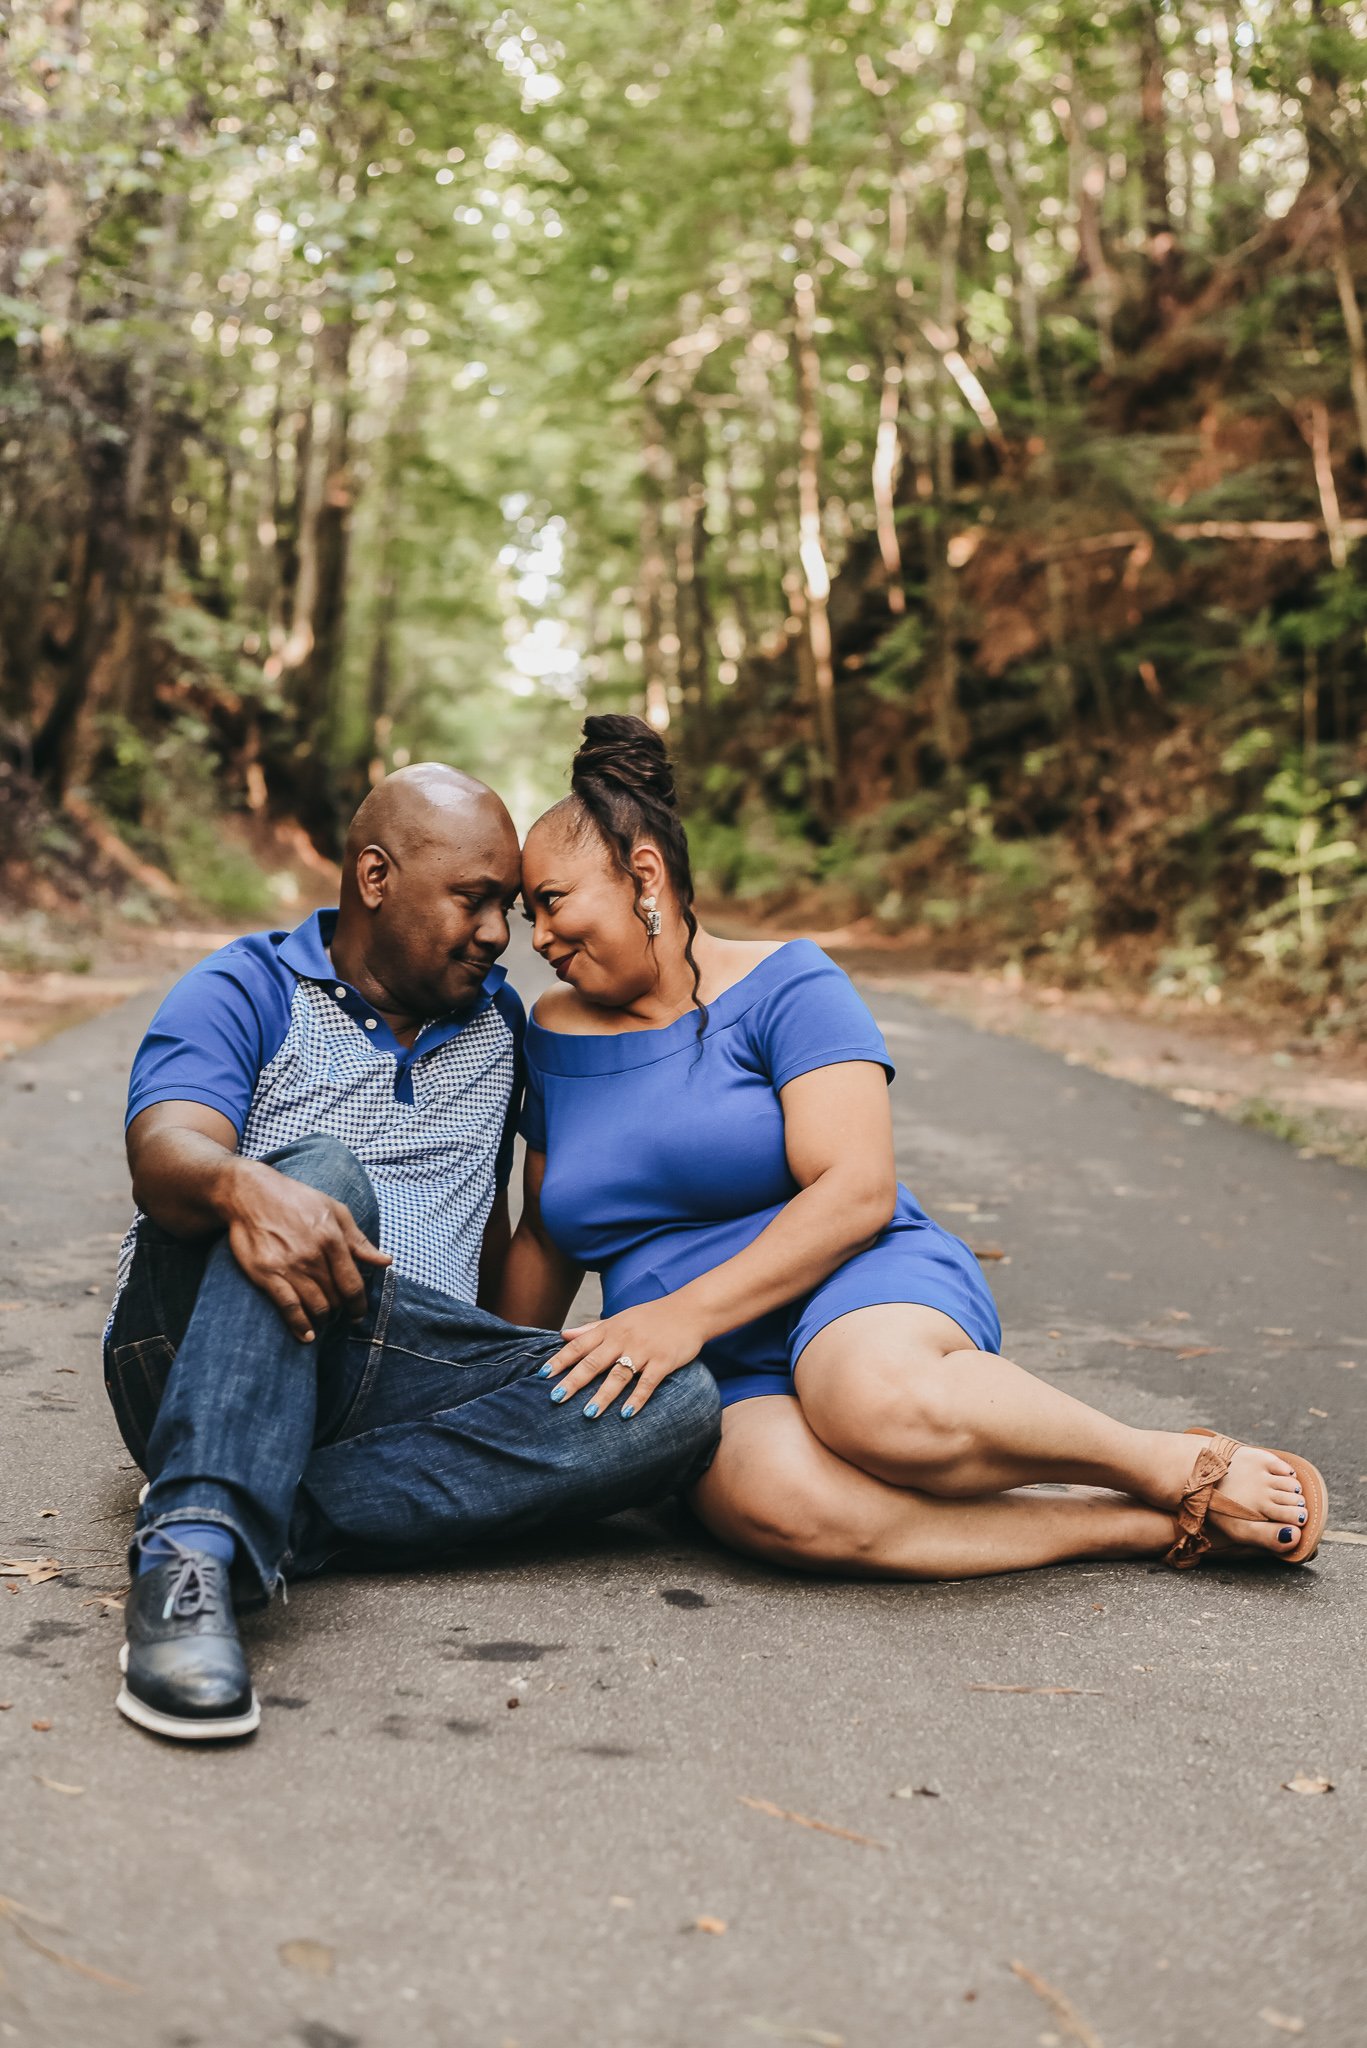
[266,1133,379,1240]
[808,1354,974,1479]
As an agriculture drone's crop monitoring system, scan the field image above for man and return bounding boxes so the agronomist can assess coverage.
[105,764,720,1741]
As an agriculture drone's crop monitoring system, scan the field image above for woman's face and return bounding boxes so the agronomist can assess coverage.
[521,818,659,1008]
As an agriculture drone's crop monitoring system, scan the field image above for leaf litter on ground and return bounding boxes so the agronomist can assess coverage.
[1010,1959,1104,2048]
[278,1938,334,1977]
[0,1559,62,1585]
[738,1795,887,1850]
[0,1896,139,1994]
[969,1683,1104,1697]
[1281,1773,1333,1795]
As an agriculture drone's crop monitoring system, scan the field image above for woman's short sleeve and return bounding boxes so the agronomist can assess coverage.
[751,942,894,1092]
[519,1052,547,1152]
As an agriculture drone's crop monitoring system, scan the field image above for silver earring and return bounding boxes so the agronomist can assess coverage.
[641,895,662,938]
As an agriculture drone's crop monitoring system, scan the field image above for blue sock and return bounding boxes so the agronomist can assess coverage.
[136,1522,236,1575]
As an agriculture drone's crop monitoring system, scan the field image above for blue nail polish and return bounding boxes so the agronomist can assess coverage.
[550,1386,568,1404]
[1278,1527,1294,1543]
[584,1403,599,1418]
[621,1403,635,1418]
[1300,1512,1307,1524]
[537,1363,553,1378]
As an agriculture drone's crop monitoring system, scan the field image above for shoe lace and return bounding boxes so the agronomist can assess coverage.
[132,1530,222,1622]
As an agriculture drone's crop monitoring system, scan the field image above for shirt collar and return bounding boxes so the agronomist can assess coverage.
[277,907,508,1020]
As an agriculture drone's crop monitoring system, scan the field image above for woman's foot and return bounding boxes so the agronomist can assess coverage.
[1145,1429,1306,1548]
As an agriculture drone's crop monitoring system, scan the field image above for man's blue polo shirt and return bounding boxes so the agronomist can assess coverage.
[113,909,525,1312]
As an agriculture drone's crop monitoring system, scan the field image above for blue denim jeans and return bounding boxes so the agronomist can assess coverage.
[104,1134,721,1607]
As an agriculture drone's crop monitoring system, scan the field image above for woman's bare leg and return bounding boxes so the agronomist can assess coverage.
[793,1306,1307,1557]
[689,1395,1174,1580]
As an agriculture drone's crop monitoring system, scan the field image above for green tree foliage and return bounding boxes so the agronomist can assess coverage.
[2,1,1365,1016]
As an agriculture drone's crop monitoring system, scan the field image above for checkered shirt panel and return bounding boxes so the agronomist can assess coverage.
[113,980,516,1312]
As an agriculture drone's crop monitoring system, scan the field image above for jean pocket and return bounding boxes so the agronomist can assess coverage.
[105,1333,176,1469]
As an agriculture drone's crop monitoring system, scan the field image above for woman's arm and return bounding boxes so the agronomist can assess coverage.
[496,1146,586,1331]
[545,1060,897,1413]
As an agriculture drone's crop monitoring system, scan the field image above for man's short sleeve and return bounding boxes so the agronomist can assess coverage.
[125,940,293,1135]
[518,1055,547,1154]
[492,981,528,1188]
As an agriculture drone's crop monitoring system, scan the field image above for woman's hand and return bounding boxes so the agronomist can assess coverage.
[542,1299,707,1417]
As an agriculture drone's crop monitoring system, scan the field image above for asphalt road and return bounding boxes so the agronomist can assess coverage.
[3,931,1365,2048]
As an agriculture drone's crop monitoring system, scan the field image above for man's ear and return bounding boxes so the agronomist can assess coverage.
[355,843,392,911]
[628,840,667,901]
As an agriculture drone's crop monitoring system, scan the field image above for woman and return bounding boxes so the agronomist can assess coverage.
[498,715,1327,1579]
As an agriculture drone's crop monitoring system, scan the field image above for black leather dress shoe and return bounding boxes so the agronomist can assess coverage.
[117,1539,260,1741]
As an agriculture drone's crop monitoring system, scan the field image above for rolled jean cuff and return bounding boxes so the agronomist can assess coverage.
[133,1500,279,1612]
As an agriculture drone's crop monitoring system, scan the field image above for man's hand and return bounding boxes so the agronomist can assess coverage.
[222,1165,391,1344]
[126,1101,391,1344]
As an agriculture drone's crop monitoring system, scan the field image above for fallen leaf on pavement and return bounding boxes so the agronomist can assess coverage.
[744,2021,844,2047]
[37,1510,58,1520]
[1176,1346,1222,1360]
[1165,1309,1192,1321]
[1258,2012,1306,2037]
[1281,1774,1333,1796]
[30,1720,51,1733]
[1322,1529,1367,1546]
[693,1916,727,1935]
[738,1795,887,1850]
[0,1896,139,1993]
[80,1591,127,1612]
[969,1244,1006,1261]
[1308,1407,1328,1418]
[35,1777,84,1797]
[0,1559,62,1585]
[890,1785,940,1799]
[1010,1959,1104,2048]
[968,1684,1104,1697]
[0,1302,26,1311]
[278,1939,334,1977]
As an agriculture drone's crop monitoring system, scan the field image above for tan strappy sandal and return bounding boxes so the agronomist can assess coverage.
[1163,1426,1328,1569]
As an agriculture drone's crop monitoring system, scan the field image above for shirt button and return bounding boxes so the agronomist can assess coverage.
[334,986,346,1000]
[364,1018,377,1030]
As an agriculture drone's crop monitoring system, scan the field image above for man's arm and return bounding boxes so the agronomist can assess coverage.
[128,1101,390,1343]
[477,1186,513,1309]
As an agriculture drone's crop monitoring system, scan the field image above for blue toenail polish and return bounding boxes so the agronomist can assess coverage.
[1278,1527,1294,1543]
[551,1386,568,1404]
[622,1403,635,1418]
[584,1402,599,1418]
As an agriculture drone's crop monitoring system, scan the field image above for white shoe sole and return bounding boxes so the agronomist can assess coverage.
[116,1642,261,1742]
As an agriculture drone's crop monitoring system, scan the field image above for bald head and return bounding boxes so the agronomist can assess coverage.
[332,762,521,1024]
[343,763,511,877]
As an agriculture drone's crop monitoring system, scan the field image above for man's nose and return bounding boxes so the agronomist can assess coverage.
[475,903,510,955]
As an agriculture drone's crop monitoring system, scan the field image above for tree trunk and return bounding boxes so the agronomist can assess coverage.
[789,55,838,817]
[637,402,673,732]
[278,306,355,849]
[1134,0,1172,254]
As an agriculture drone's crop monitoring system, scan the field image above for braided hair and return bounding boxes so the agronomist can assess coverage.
[568,714,707,1038]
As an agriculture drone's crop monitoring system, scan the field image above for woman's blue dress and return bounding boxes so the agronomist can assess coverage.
[520,939,1001,1407]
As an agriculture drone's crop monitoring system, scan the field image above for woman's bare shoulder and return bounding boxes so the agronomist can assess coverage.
[699,935,789,1000]
[530,986,604,1035]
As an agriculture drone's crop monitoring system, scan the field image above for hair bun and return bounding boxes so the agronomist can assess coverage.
[571,714,678,810]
